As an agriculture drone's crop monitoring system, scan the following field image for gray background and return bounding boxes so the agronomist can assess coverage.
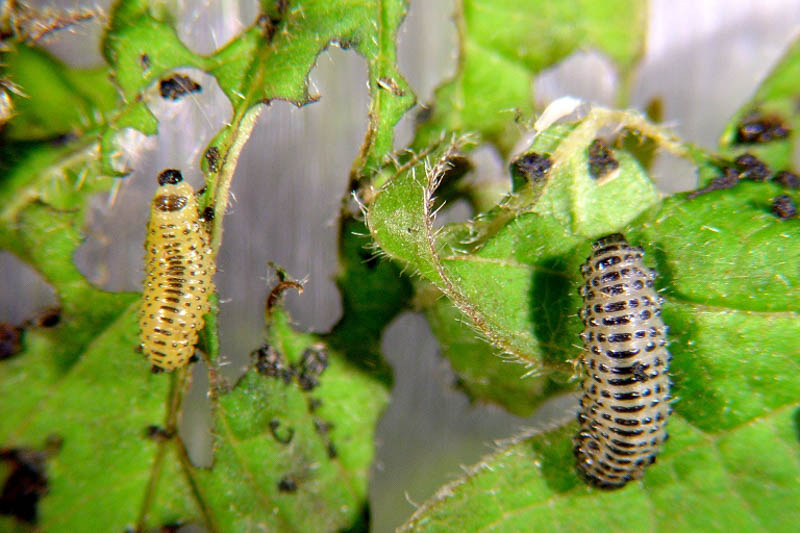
[1,1,798,531]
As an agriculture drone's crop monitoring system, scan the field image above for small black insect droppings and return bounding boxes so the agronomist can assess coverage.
[0,448,49,523]
[734,154,770,181]
[587,139,619,179]
[308,398,322,412]
[326,442,338,459]
[773,170,800,189]
[36,308,61,328]
[157,168,183,186]
[336,38,358,50]
[298,346,329,391]
[736,112,791,144]
[145,425,173,442]
[771,195,797,220]
[253,345,283,377]
[278,476,298,493]
[159,74,202,101]
[268,419,295,445]
[158,522,183,533]
[510,152,552,184]
[204,146,221,173]
[313,418,332,435]
[140,53,150,70]
[256,13,281,40]
[687,167,740,199]
[0,323,22,360]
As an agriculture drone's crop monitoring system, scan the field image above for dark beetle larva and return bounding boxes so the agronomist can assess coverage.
[574,233,671,488]
[139,169,214,371]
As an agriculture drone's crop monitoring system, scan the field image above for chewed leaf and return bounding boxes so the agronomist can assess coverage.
[403,209,799,527]
[186,310,389,531]
[367,107,690,371]
[1,0,410,529]
[719,38,800,170]
[413,0,648,154]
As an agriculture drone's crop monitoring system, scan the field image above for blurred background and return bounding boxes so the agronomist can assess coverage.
[1,1,798,531]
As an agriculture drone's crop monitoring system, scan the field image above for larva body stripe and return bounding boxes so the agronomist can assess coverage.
[139,170,214,371]
[574,233,671,488]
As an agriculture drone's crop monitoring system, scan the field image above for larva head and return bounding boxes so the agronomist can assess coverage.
[151,169,196,222]
[592,233,627,250]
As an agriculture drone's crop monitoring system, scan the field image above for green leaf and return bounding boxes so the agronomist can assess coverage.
[187,309,388,532]
[421,288,569,416]
[103,0,414,178]
[413,0,647,154]
[324,215,413,383]
[0,192,392,531]
[2,0,412,529]
[367,109,688,374]
[0,44,118,141]
[391,109,799,529]
[0,132,199,529]
[719,38,800,170]
[400,180,800,528]
[400,404,800,532]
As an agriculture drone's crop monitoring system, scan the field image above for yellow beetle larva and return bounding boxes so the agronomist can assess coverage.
[139,169,214,371]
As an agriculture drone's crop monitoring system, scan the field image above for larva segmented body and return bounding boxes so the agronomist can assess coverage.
[575,233,671,488]
[139,169,214,371]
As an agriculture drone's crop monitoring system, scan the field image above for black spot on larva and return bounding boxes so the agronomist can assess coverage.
[145,425,173,441]
[268,419,294,445]
[298,346,329,391]
[204,146,221,173]
[736,111,791,144]
[0,323,22,360]
[151,365,165,374]
[771,195,797,220]
[140,53,150,70]
[510,152,552,184]
[632,362,649,382]
[157,169,183,186]
[773,170,800,189]
[201,207,215,222]
[575,233,671,489]
[734,154,770,181]
[687,167,740,199]
[277,476,298,493]
[159,74,202,100]
[0,446,50,523]
[587,139,619,179]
